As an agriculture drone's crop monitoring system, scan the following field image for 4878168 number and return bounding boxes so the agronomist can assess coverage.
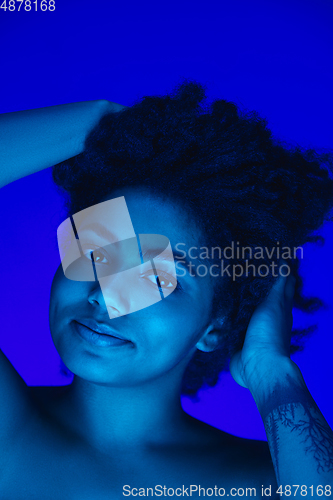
[276,485,331,496]
[1,0,55,11]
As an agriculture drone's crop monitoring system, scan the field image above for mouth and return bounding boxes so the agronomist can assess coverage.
[72,320,132,348]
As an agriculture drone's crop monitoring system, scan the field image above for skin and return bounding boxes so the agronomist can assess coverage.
[47,186,333,493]
[48,186,225,451]
[0,100,277,497]
[1,100,332,497]
[2,185,268,498]
[2,186,331,498]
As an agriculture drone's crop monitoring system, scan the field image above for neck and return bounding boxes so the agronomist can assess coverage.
[58,368,189,454]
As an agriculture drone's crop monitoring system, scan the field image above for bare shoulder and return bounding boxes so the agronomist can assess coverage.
[181,414,278,490]
[0,349,36,441]
[27,383,71,403]
[26,382,72,422]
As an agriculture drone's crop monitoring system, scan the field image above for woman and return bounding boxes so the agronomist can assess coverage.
[0,81,332,498]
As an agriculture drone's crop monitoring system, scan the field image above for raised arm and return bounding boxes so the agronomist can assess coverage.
[230,273,333,496]
[0,98,126,445]
[0,99,126,188]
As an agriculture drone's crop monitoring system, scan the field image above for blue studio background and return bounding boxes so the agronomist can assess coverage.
[0,0,332,440]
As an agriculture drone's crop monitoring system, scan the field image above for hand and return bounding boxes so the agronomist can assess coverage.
[229,266,296,392]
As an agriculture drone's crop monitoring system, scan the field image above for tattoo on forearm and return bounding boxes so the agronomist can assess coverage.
[260,375,333,484]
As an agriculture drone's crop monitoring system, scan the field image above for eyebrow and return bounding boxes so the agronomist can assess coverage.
[76,222,117,242]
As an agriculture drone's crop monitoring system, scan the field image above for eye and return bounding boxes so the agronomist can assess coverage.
[144,271,181,291]
[82,246,109,265]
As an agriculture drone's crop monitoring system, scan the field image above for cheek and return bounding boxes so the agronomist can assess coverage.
[49,266,90,327]
[135,295,210,363]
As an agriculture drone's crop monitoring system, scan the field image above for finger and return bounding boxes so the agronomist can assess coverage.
[284,273,296,302]
[229,351,248,389]
[270,259,294,294]
[266,271,287,303]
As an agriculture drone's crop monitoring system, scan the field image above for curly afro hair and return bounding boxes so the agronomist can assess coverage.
[53,80,333,397]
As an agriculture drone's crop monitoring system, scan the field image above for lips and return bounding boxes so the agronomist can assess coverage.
[74,319,130,342]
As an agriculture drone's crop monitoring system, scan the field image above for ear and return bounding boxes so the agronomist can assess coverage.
[195,323,223,353]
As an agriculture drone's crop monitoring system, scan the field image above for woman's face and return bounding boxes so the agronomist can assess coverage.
[49,187,218,387]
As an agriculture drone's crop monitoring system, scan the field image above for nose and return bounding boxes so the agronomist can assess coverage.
[107,305,121,318]
[87,275,129,318]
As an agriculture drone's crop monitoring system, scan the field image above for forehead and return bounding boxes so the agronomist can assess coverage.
[91,186,205,249]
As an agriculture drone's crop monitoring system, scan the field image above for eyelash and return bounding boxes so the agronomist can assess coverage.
[144,270,183,292]
[82,247,183,292]
[86,248,108,264]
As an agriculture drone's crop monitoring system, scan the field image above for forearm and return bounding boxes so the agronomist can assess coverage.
[0,99,125,188]
[249,358,333,495]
